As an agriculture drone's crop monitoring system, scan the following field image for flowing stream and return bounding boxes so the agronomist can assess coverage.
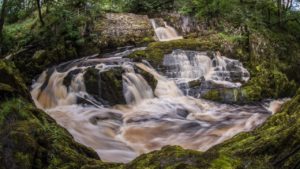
[31,48,284,163]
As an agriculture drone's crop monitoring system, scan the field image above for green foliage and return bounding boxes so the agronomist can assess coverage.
[124,0,175,13]
[2,17,36,54]
[5,0,36,24]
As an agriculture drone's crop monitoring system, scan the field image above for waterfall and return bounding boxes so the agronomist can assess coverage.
[163,50,212,80]
[122,63,154,104]
[162,50,250,96]
[150,19,183,41]
[31,48,281,163]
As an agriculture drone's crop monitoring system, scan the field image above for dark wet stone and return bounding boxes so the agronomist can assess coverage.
[176,109,189,118]
[63,69,82,88]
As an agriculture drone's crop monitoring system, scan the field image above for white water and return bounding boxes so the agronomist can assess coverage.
[122,62,154,104]
[164,50,249,86]
[150,19,183,41]
[31,49,282,163]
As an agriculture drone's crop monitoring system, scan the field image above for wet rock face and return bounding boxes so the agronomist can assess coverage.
[83,65,158,106]
[94,13,155,48]
[157,13,205,37]
[84,67,126,105]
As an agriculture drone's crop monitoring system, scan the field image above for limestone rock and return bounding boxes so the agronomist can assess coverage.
[94,13,155,48]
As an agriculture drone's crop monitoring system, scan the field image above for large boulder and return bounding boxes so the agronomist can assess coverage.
[0,99,108,169]
[0,61,31,101]
[84,67,126,105]
[11,45,79,84]
[93,13,155,49]
[202,66,297,104]
[83,65,158,106]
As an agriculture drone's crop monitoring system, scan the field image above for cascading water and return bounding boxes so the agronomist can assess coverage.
[122,62,154,104]
[31,48,282,163]
[150,19,183,41]
[163,49,250,96]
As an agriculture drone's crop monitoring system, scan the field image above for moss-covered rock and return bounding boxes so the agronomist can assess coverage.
[0,98,123,169]
[202,66,297,103]
[84,67,126,105]
[0,61,31,101]
[11,44,79,84]
[135,66,158,91]
[210,89,300,169]
[127,146,208,169]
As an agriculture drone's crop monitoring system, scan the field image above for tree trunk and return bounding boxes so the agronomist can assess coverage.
[0,0,8,55]
[36,0,44,26]
[277,0,282,25]
[267,8,271,26]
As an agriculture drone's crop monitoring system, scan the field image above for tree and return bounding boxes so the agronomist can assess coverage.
[36,0,44,25]
[0,0,8,55]
[125,0,175,13]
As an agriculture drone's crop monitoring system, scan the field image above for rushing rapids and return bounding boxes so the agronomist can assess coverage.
[31,48,283,163]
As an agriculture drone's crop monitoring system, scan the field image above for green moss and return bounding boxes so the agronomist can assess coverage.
[84,67,126,105]
[0,61,30,101]
[128,37,226,67]
[127,146,209,169]
[138,37,155,44]
[0,62,115,168]
[12,44,79,85]
[0,99,29,125]
[135,67,158,90]
[202,89,223,102]
[0,97,121,169]
[14,152,32,169]
[203,66,297,104]
[210,154,239,169]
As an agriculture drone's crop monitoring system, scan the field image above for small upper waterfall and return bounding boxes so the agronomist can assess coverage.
[150,18,183,41]
[30,48,281,163]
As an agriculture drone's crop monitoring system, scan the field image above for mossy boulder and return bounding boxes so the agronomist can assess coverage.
[209,89,300,169]
[202,66,297,104]
[84,67,126,105]
[83,65,158,105]
[0,61,31,101]
[134,66,158,91]
[0,98,122,169]
[127,146,208,169]
[11,45,79,84]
